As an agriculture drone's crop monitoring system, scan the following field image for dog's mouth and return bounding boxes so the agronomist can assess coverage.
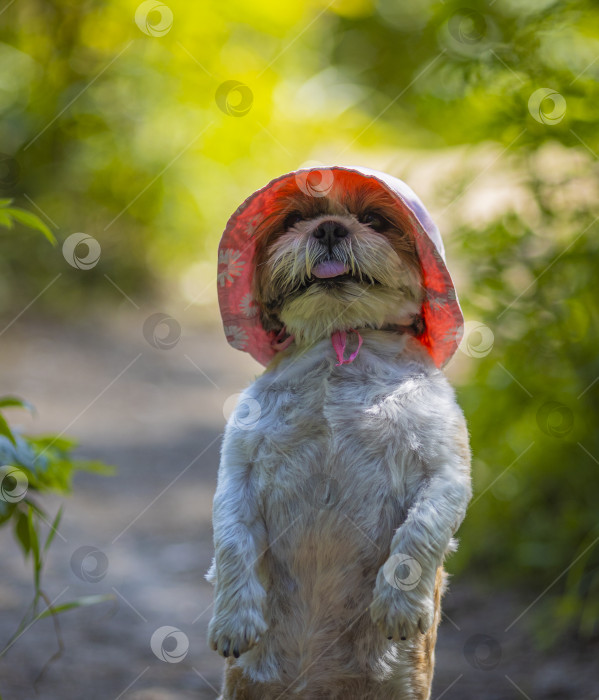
[311,260,349,279]
[305,260,382,288]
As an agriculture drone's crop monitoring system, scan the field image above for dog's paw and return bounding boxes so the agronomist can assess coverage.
[208,605,268,658]
[370,564,434,641]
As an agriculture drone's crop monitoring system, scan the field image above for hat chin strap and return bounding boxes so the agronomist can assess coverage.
[271,327,296,352]
[271,318,424,366]
[331,329,363,366]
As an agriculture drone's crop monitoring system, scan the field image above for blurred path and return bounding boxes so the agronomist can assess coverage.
[0,312,596,699]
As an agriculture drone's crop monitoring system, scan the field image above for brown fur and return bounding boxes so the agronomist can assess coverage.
[251,174,420,336]
[217,567,447,700]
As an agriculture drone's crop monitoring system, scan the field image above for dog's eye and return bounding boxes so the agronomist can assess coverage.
[283,211,303,229]
[359,210,386,232]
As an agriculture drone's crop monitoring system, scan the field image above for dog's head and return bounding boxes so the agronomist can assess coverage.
[252,173,424,345]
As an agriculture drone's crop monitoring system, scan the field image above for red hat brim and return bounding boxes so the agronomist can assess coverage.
[217,166,464,368]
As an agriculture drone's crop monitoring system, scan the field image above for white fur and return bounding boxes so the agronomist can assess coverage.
[207,330,472,698]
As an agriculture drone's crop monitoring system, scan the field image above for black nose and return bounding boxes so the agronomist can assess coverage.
[312,220,349,249]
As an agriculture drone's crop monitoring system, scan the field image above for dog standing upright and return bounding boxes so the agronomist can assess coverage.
[207,166,472,699]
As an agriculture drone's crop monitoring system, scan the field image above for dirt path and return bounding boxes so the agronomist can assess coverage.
[0,312,596,699]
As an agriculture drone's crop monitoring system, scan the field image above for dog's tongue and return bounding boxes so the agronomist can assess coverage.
[312,261,349,279]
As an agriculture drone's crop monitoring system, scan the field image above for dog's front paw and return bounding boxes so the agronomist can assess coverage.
[370,557,434,641]
[208,604,268,658]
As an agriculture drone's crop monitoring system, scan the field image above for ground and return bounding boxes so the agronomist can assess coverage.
[0,312,597,699]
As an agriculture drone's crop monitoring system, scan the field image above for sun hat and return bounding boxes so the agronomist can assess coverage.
[216,165,463,368]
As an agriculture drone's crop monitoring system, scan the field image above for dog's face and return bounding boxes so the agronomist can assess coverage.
[252,174,424,344]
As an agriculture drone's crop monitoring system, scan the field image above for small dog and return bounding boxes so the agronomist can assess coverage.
[207,167,472,699]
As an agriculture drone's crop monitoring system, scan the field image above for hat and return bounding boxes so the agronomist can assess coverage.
[216,165,463,368]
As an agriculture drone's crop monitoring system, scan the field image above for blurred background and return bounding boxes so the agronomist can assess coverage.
[0,0,598,698]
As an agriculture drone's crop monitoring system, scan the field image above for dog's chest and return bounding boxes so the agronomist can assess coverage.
[244,358,425,574]
[250,361,419,476]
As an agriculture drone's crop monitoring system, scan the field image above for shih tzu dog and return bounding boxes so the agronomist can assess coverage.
[207,166,472,699]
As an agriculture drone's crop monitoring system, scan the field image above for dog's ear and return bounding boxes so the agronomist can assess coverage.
[258,298,284,334]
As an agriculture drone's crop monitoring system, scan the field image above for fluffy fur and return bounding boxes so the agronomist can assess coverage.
[207,176,472,699]
[251,176,424,345]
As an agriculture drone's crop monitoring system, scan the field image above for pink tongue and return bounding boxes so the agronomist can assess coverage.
[312,261,349,279]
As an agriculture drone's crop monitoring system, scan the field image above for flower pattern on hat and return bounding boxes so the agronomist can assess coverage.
[217,249,245,287]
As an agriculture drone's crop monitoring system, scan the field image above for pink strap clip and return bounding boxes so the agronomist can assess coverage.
[271,327,295,352]
[331,329,363,366]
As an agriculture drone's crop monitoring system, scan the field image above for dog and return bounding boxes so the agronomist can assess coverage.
[207,166,472,699]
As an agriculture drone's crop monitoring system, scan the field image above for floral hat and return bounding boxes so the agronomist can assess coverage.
[217,165,464,368]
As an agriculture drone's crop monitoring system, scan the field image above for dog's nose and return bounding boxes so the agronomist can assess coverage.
[312,220,349,249]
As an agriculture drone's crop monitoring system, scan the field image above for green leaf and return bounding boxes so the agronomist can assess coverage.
[43,506,63,554]
[27,505,41,590]
[28,434,77,452]
[0,198,13,207]
[37,593,115,619]
[4,207,56,245]
[0,396,35,413]
[0,500,16,526]
[14,510,31,556]
[0,413,17,446]
[0,211,15,229]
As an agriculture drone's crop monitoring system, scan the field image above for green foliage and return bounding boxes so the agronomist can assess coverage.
[0,421,113,528]
[0,395,115,665]
[0,200,55,245]
[0,210,114,667]
[448,176,599,641]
